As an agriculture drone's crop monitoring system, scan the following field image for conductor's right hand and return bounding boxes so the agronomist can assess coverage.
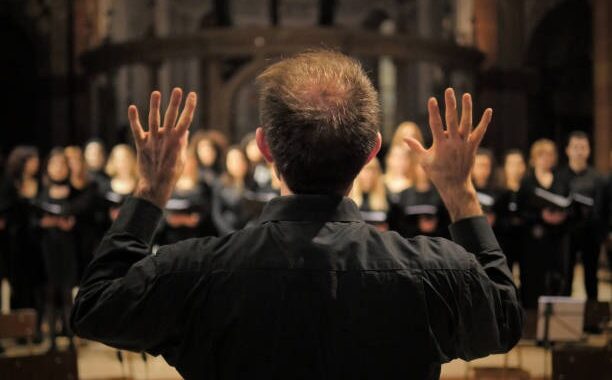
[128,88,197,209]
[404,88,493,222]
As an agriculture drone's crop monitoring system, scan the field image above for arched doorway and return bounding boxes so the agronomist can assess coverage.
[526,0,593,154]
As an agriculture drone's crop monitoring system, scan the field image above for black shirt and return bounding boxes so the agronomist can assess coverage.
[71,195,523,380]
[558,166,606,234]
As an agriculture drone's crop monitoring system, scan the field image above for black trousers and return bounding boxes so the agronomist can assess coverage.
[564,226,602,300]
[520,223,569,310]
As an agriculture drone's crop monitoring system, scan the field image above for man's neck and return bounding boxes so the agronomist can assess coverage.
[569,160,587,173]
[278,181,351,197]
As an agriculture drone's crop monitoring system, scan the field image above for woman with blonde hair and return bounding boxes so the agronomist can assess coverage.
[350,158,389,231]
[518,138,571,309]
[104,144,138,221]
[391,121,424,147]
[385,122,424,200]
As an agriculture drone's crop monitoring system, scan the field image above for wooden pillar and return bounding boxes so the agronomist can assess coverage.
[473,0,498,68]
[201,60,223,132]
[594,0,612,171]
[149,62,161,90]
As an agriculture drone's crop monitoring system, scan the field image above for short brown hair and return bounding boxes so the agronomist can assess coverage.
[257,50,380,194]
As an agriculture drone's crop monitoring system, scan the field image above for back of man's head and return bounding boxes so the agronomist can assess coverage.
[257,50,380,195]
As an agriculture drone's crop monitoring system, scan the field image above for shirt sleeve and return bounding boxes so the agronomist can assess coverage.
[423,216,524,362]
[70,197,190,360]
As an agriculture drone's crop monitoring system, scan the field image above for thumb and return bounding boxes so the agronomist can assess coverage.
[403,138,427,156]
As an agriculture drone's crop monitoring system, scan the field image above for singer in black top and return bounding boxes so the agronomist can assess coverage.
[558,132,606,300]
[71,53,522,380]
[158,154,216,244]
[2,146,46,341]
[518,139,571,309]
[38,148,79,350]
[389,163,448,238]
[472,148,500,227]
[495,150,527,273]
[211,146,257,235]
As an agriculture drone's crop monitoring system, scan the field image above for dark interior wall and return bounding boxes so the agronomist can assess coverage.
[526,0,593,156]
[0,2,48,156]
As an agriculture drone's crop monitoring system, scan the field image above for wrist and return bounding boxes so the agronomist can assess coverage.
[436,180,483,222]
[134,180,168,209]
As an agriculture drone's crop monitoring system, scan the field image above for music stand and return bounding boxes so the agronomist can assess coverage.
[536,296,585,379]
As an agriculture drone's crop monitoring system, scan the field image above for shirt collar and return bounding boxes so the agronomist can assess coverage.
[258,194,364,223]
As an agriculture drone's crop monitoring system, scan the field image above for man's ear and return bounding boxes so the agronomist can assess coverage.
[364,132,383,165]
[256,127,274,164]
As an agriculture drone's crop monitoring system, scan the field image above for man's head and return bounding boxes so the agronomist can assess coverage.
[566,130,590,166]
[255,50,382,195]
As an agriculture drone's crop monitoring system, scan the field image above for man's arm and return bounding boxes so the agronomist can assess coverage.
[405,89,524,361]
[71,197,166,351]
[71,88,198,356]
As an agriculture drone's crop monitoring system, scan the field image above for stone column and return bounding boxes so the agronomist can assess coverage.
[593,0,612,171]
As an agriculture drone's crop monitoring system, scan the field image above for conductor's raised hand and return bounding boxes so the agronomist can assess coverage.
[128,88,197,209]
[404,88,493,221]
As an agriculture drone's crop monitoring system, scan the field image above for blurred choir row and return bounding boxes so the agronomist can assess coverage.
[0,123,610,349]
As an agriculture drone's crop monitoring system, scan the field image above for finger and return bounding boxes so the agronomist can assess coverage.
[459,93,472,138]
[163,87,183,129]
[427,97,445,142]
[149,91,161,136]
[444,88,459,139]
[175,92,197,136]
[128,105,145,143]
[469,108,493,148]
[404,137,427,157]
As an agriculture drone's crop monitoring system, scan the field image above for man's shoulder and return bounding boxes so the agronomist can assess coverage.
[152,223,273,272]
[371,227,475,272]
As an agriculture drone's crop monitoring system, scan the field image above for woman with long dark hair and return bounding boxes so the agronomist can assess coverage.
[211,146,256,235]
[65,146,100,282]
[191,131,224,188]
[37,148,79,350]
[2,146,45,342]
[472,148,500,226]
[495,150,527,274]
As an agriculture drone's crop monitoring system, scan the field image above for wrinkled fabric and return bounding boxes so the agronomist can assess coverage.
[71,195,523,380]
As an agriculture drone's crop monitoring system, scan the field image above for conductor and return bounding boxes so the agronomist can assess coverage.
[71,51,523,379]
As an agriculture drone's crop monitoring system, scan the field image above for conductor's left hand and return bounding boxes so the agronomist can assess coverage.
[129,88,197,209]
